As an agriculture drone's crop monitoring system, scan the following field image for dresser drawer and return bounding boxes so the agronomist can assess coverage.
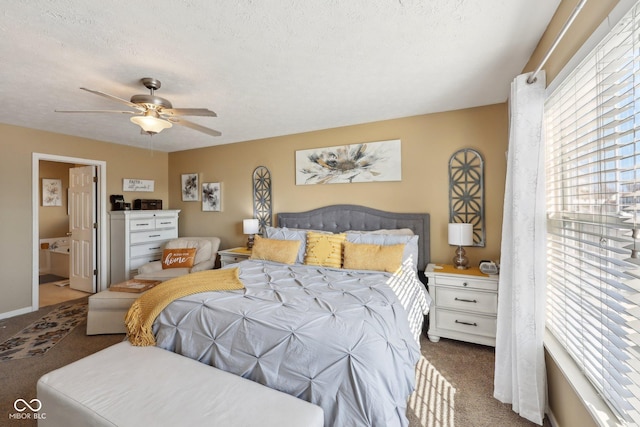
[436,287,497,315]
[130,241,165,258]
[436,275,498,292]
[129,255,162,271]
[154,217,177,229]
[130,229,177,244]
[129,217,157,231]
[435,309,497,338]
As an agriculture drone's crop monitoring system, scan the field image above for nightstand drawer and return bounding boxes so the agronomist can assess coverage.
[436,276,498,292]
[221,255,246,264]
[436,288,497,315]
[435,309,497,338]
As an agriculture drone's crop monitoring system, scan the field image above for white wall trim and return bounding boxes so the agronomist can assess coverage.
[544,329,622,427]
[546,408,559,427]
[0,306,33,321]
[32,153,108,311]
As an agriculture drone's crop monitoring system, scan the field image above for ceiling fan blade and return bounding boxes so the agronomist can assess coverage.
[161,108,217,117]
[80,87,144,110]
[55,109,136,114]
[169,117,222,137]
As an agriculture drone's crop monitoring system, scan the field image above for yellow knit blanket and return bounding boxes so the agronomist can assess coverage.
[125,268,244,346]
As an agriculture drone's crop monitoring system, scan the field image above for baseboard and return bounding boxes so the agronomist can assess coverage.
[547,409,559,427]
[0,305,33,321]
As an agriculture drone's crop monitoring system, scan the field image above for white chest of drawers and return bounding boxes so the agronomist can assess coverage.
[109,210,180,284]
[424,263,499,347]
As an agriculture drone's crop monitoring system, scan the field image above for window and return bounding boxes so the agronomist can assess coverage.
[545,4,640,424]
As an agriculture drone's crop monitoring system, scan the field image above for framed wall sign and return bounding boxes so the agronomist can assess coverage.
[123,179,154,192]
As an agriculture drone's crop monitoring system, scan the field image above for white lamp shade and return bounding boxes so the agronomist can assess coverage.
[448,223,474,246]
[243,219,260,234]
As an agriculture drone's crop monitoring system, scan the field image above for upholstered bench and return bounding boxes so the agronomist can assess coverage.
[37,341,324,427]
[86,290,141,335]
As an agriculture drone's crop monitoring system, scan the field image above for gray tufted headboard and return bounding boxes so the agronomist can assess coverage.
[277,204,430,271]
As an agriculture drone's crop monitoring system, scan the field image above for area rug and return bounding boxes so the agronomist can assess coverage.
[0,300,87,361]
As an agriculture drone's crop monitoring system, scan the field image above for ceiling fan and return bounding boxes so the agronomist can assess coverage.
[56,77,221,137]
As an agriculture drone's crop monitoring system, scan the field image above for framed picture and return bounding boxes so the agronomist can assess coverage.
[202,182,222,212]
[42,179,62,206]
[123,178,154,192]
[181,173,199,201]
[295,139,402,185]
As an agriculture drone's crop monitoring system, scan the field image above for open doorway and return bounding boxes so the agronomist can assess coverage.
[32,153,108,310]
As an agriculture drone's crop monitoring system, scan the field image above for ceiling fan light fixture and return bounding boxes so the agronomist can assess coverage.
[130,113,172,135]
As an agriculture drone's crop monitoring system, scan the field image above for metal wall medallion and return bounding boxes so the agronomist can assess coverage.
[252,166,272,235]
[449,148,485,247]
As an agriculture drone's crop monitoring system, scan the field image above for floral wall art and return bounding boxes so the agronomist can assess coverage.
[202,182,221,211]
[42,179,62,206]
[181,173,199,201]
[295,139,401,185]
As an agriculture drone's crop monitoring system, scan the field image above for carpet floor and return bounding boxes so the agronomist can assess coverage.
[0,299,548,426]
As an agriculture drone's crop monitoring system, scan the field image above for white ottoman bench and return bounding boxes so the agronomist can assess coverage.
[37,341,324,427]
[86,290,140,335]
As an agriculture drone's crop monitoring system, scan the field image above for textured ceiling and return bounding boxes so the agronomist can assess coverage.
[0,1,560,152]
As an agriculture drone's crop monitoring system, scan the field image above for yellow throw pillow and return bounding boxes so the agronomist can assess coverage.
[249,235,301,264]
[304,232,346,268]
[342,241,405,273]
[161,248,197,269]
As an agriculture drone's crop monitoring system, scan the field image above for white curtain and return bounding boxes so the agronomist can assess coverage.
[493,71,547,425]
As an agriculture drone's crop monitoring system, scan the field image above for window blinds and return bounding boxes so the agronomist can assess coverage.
[545,3,640,424]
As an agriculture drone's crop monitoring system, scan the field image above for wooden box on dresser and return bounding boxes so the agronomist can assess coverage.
[109,210,180,284]
[424,263,498,347]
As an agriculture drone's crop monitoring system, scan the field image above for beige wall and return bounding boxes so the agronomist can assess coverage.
[525,1,620,426]
[0,123,169,315]
[169,104,508,266]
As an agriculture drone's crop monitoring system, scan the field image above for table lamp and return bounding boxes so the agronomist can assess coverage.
[448,223,474,269]
[243,219,260,249]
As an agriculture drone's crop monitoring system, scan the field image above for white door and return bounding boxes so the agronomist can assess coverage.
[69,166,96,293]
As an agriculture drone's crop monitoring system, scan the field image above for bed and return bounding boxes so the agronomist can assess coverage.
[152,205,431,426]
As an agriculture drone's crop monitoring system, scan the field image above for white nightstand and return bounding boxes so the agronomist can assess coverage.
[424,263,499,347]
[218,247,252,267]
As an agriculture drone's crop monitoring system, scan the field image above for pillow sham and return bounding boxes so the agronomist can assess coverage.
[161,248,197,269]
[343,241,405,273]
[345,232,419,271]
[249,235,301,264]
[304,231,346,268]
[265,226,308,264]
